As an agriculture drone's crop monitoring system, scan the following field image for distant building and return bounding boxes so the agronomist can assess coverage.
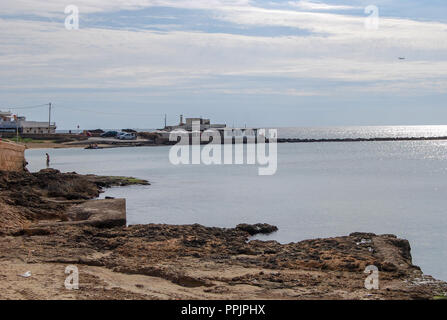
[0,111,56,134]
[0,112,18,132]
[165,115,226,131]
[154,115,260,144]
[21,120,57,134]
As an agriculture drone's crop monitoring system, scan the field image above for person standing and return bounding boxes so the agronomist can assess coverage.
[46,153,50,168]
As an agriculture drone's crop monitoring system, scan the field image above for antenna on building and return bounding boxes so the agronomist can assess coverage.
[164,114,167,128]
[15,113,19,143]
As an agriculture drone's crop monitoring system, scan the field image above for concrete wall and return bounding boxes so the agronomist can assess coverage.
[0,140,25,172]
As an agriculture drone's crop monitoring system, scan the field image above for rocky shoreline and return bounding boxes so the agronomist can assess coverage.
[0,169,446,300]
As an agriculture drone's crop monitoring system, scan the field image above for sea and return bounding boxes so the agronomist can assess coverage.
[26,126,447,281]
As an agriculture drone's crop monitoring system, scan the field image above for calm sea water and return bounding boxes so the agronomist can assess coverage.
[25,126,447,281]
[277,125,447,139]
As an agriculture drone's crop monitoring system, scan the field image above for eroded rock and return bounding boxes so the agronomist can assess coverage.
[236,223,278,235]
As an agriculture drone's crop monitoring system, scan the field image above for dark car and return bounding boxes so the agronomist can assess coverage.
[100,130,119,137]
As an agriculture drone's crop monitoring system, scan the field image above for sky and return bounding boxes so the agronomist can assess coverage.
[1,0,446,129]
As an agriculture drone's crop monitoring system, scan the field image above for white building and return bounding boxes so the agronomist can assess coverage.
[0,111,17,132]
[20,120,57,134]
[0,111,56,134]
[166,115,226,131]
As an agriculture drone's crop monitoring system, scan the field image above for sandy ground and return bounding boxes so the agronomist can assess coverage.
[0,260,318,300]
[2,224,447,300]
[0,260,406,300]
[1,140,84,149]
[23,142,85,149]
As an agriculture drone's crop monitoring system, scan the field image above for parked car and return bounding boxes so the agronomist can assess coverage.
[100,131,119,138]
[118,133,136,140]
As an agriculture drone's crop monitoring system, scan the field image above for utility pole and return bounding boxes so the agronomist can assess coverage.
[48,102,52,134]
[164,114,167,129]
[16,113,19,143]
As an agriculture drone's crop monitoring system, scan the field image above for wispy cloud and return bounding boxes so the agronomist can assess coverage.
[1,0,447,127]
[287,1,360,11]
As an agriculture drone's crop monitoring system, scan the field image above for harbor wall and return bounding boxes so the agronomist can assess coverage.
[0,140,26,172]
[0,132,88,141]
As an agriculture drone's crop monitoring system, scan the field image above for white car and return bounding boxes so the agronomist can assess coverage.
[118,133,136,140]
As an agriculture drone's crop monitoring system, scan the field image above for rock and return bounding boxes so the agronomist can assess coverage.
[1,221,447,299]
[236,223,278,235]
[381,262,398,272]
[64,199,127,228]
[0,170,148,234]
[349,232,377,238]
[387,238,412,260]
[13,228,52,237]
[38,168,61,174]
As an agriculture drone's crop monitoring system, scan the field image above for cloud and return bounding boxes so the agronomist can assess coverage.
[0,0,252,17]
[287,1,360,11]
[0,1,446,98]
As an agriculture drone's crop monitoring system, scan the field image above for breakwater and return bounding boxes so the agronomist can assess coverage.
[276,136,447,143]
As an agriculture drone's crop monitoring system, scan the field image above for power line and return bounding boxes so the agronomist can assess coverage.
[4,103,163,117]
[55,104,165,117]
[5,103,49,110]
[4,103,167,129]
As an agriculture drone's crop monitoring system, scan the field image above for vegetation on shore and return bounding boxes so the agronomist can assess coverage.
[114,176,150,185]
[89,175,150,187]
